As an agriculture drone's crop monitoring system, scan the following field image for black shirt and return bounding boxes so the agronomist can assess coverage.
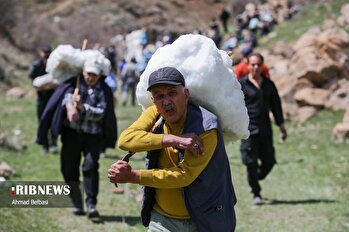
[239,76,284,136]
[28,58,47,80]
[28,58,54,100]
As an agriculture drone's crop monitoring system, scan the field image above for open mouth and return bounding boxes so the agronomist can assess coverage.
[165,109,175,114]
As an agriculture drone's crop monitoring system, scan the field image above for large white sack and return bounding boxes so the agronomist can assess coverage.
[136,34,249,141]
[32,73,58,89]
[46,44,110,84]
[45,45,82,83]
[125,30,144,63]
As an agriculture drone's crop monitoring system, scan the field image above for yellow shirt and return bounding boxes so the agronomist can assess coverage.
[118,105,218,219]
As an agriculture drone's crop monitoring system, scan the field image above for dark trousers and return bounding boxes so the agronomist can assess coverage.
[60,127,103,209]
[240,134,276,196]
[37,90,56,148]
[122,81,137,106]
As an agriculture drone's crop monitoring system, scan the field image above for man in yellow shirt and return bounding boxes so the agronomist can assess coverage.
[108,67,236,232]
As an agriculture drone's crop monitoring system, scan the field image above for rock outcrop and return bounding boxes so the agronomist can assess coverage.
[262,5,349,139]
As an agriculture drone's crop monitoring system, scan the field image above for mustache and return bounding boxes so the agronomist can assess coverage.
[162,103,175,111]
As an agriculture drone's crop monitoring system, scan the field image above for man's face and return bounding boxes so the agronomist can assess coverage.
[40,51,51,60]
[151,84,189,124]
[248,55,262,78]
[83,72,101,87]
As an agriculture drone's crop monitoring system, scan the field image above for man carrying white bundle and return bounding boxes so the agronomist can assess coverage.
[108,67,236,232]
[37,57,117,218]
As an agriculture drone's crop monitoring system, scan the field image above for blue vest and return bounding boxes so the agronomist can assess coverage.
[141,103,237,232]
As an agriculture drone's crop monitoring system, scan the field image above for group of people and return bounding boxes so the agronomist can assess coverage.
[94,44,141,107]
[30,40,287,231]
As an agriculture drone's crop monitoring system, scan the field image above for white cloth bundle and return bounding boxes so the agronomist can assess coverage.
[45,45,110,84]
[136,34,249,141]
[32,73,59,89]
[124,30,144,63]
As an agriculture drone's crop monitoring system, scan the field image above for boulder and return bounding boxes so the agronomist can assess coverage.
[270,41,293,58]
[321,19,337,30]
[315,28,349,58]
[0,132,27,151]
[340,4,349,24]
[269,56,289,76]
[294,87,329,108]
[326,79,349,111]
[292,32,318,51]
[282,103,298,120]
[6,87,26,98]
[272,74,297,102]
[333,123,349,140]
[294,106,317,124]
[289,28,349,86]
[336,16,348,28]
[0,162,16,177]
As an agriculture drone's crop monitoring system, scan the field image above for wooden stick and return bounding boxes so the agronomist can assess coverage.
[81,39,88,50]
[73,39,88,107]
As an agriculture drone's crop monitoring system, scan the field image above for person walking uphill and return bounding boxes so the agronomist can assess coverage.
[36,57,117,218]
[219,7,231,33]
[239,53,287,205]
[28,44,58,154]
[121,57,139,106]
[108,67,237,232]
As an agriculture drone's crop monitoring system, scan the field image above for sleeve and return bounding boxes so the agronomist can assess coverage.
[118,105,164,152]
[270,81,284,126]
[62,93,73,106]
[28,62,38,80]
[139,129,218,188]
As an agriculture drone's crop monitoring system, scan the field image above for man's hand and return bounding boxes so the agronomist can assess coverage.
[108,160,140,184]
[162,133,204,156]
[66,103,79,122]
[71,94,85,112]
[279,124,287,142]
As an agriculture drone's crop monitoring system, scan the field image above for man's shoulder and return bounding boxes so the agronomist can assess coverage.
[239,76,249,83]
[189,103,218,124]
[31,59,43,67]
[185,103,219,135]
[144,105,158,115]
[262,76,275,86]
[198,105,217,119]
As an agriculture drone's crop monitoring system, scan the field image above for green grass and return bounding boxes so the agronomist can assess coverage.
[0,79,348,231]
[1,1,349,230]
[229,110,349,232]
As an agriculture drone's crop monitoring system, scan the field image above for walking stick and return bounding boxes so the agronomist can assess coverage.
[73,39,88,107]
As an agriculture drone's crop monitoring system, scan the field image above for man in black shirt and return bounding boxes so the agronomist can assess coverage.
[239,53,287,205]
[28,44,58,154]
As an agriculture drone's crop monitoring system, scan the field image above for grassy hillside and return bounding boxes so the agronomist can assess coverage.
[0,85,348,231]
[260,0,349,48]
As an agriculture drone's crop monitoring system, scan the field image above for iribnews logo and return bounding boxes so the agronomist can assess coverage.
[1,181,78,208]
[11,183,70,196]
